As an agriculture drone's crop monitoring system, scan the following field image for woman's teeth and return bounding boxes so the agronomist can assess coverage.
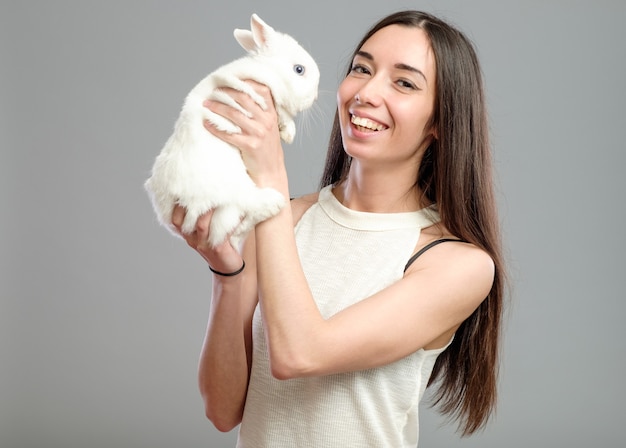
[351,115,387,131]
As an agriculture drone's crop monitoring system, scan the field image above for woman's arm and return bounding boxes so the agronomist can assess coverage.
[255,202,494,378]
[172,207,258,432]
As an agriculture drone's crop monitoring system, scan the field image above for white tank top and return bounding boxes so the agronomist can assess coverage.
[237,185,450,448]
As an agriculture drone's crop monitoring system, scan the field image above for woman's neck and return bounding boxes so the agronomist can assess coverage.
[333,169,428,213]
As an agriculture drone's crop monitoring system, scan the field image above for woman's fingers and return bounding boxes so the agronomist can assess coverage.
[170,204,243,269]
[203,82,277,133]
[202,99,250,134]
[194,209,214,250]
[171,203,186,233]
[171,204,211,248]
[212,81,273,114]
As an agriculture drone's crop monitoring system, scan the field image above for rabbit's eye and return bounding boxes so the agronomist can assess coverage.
[293,64,305,76]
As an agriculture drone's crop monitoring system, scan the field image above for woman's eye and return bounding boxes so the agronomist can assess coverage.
[397,79,418,90]
[351,64,371,75]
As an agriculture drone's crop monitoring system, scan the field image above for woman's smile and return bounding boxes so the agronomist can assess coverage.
[350,113,389,132]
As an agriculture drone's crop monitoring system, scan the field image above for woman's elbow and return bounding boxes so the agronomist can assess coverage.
[269,351,315,380]
[270,363,294,380]
[205,405,241,433]
[200,390,243,432]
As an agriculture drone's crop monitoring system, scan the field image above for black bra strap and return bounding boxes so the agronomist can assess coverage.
[403,238,466,273]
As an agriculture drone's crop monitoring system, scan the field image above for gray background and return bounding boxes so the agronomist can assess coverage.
[2,0,624,447]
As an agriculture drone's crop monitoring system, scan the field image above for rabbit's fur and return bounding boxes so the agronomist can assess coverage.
[145,14,319,249]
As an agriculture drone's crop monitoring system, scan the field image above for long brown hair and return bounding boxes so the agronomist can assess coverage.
[320,11,506,436]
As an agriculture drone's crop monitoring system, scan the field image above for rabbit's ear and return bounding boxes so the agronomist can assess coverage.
[250,14,274,48]
[234,14,274,53]
[234,29,257,52]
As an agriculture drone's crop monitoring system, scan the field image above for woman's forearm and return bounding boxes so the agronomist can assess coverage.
[254,178,325,379]
[198,275,255,432]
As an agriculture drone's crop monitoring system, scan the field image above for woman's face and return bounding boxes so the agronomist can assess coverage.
[337,25,437,167]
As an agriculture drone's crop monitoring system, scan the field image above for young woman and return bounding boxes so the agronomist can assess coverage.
[171,10,506,447]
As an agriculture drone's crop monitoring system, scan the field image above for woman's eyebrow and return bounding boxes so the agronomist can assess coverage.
[394,63,427,84]
[355,50,375,61]
[355,50,427,84]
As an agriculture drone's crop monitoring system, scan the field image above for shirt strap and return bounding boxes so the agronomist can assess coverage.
[403,238,467,273]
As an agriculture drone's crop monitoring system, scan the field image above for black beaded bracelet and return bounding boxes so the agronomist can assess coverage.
[209,260,245,277]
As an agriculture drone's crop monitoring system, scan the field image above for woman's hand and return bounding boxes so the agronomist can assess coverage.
[171,205,243,275]
[203,81,288,191]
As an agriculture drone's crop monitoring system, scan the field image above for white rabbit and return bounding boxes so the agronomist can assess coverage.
[144,13,319,249]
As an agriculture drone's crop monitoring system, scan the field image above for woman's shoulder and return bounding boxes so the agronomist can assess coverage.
[410,221,494,279]
[406,231,495,305]
[290,191,320,225]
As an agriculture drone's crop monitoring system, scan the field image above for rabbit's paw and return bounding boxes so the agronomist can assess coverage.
[208,205,244,247]
[279,120,296,144]
[179,206,203,235]
[243,188,285,226]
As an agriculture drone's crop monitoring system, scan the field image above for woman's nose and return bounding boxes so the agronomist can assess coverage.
[354,77,383,106]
